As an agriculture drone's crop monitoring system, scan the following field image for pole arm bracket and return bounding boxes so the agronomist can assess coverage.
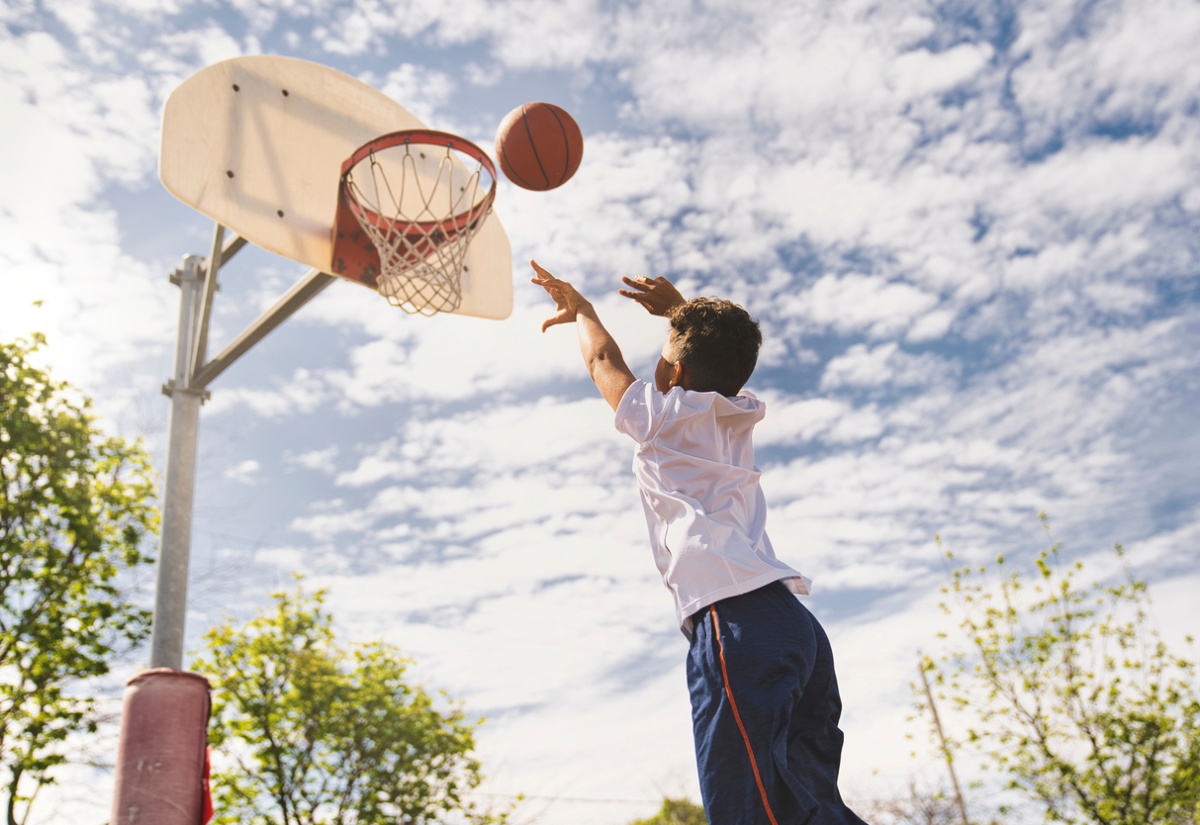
[161,380,211,401]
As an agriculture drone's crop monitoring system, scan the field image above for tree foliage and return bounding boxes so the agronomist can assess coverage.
[0,334,157,825]
[193,585,509,825]
[855,783,997,825]
[628,797,708,825]
[921,516,1200,825]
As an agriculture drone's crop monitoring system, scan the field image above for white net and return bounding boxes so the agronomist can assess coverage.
[343,138,494,316]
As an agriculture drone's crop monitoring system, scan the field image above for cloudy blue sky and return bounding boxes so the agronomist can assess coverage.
[3,0,1199,822]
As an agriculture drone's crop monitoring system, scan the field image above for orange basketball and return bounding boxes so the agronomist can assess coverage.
[494,102,584,191]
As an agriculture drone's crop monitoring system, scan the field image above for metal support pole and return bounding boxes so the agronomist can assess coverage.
[117,231,337,822]
[148,255,207,670]
[147,251,335,666]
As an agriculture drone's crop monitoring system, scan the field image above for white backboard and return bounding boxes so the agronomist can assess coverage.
[161,55,512,319]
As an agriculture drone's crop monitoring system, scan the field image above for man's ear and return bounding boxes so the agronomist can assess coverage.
[668,360,686,389]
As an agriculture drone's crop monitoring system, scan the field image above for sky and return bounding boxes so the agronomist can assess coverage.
[2,0,1199,822]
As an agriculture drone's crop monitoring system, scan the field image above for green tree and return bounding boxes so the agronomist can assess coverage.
[920,516,1200,824]
[194,584,509,825]
[629,797,707,825]
[855,783,996,825]
[0,334,157,825]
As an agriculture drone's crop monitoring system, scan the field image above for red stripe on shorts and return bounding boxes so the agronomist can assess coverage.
[710,604,780,825]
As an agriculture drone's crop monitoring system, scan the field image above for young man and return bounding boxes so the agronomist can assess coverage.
[531,261,868,825]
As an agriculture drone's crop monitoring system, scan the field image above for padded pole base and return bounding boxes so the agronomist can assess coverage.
[111,669,211,825]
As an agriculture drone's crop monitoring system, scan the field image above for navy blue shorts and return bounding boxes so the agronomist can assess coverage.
[687,582,868,825]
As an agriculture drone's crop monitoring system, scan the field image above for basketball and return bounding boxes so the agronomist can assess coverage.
[494,102,584,191]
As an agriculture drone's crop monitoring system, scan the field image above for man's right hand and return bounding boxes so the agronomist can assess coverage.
[531,260,591,332]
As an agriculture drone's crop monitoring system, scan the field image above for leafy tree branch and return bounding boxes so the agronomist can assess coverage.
[193,584,511,825]
[919,516,1200,825]
[0,334,157,825]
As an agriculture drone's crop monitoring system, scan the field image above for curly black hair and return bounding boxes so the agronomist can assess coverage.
[667,297,762,396]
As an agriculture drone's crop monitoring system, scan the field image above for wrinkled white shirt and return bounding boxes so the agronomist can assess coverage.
[615,380,811,637]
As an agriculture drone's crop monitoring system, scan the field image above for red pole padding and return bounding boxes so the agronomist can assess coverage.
[111,668,212,825]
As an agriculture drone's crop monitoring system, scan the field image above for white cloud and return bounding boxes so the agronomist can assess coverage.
[45,0,99,37]
[223,0,324,36]
[374,63,456,125]
[286,444,340,471]
[454,0,608,68]
[205,368,332,417]
[0,29,178,401]
[906,308,957,342]
[154,24,245,72]
[756,394,886,447]
[821,342,958,391]
[290,399,637,554]
[770,160,894,246]
[892,42,993,98]
[223,458,262,483]
[1012,0,1200,141]
[254,545,308,570]
[0,0,35,24]
[782,273,942,339]
[1,33,107,216]
[1003,139,1189,228]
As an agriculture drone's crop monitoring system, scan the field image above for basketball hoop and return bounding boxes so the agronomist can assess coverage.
[335,130,497,316]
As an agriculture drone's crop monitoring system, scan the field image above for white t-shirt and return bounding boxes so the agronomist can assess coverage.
[615,380,811,637]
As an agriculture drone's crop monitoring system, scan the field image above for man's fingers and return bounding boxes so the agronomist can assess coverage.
[533,273,570,299]
[533,277,570,307]
[618,288,653,309]
[542,313,569,332]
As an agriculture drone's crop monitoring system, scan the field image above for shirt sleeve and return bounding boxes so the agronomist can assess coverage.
[615,379,657,444]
